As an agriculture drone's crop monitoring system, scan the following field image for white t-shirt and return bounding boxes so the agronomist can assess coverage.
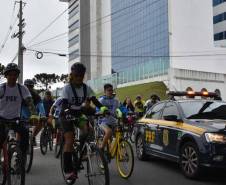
[0,83,31,119]
[61,83,94,110]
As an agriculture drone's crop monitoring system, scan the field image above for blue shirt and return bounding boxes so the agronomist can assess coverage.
[21,102,46,119]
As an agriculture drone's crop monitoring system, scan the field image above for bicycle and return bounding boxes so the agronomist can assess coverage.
[25,124,33,173]
[95,113,134,179]
[123,112,137,143]
[60,114,109,185]
[54,119,63,159]
[40,119,53,155]
[0,119,26,185]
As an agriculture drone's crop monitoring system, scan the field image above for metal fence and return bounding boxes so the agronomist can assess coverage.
[87,57,170,93]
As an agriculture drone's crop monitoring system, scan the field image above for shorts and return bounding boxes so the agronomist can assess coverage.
[60,114,88,133]
[54,118,61,129]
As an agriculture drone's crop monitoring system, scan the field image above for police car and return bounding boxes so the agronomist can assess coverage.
[135,91,226,179]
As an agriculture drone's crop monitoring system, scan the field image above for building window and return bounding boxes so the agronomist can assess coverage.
[213,12,226,24]
[69,20,79,32]
[69,35,79,47]
[213,0,226,7]
[214,31,226,41]
[69,49,79,61]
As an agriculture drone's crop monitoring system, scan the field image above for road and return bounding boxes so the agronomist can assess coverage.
[26,145,226,185]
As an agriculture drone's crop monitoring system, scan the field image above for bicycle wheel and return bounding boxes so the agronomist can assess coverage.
[86,147,109,185]
[8,145,25,185]
[129,127,136,143]
[48,129,53,151]
[55,133,63,159]
[116,140,134,179]
[40,131,48,155]
[0,150,7,185]
[25,134,34,173]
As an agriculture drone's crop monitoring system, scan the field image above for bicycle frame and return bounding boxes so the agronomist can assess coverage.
[108,128,123,158]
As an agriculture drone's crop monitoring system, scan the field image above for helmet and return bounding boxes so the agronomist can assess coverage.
[150,94,160,101]
[24,79,35,87]
[4,63,20,76]
[71,63,86,75]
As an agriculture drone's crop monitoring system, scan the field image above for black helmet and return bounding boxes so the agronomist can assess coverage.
[71,63,86,75]
[24,79,35,87]
[4,63,20,76]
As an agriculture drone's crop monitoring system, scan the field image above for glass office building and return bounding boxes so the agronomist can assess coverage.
[213,0,226,42]
[111,0,169,72]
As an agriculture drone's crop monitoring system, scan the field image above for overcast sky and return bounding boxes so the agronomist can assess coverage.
[0,0,68,85]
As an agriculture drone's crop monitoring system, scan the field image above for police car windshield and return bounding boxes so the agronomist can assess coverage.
[179,101,226,120]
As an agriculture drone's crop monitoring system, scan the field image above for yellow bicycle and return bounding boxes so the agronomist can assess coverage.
[95,114,134,179]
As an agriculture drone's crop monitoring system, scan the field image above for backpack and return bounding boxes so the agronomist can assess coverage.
[70,83,87,106]
[0,83,23,100]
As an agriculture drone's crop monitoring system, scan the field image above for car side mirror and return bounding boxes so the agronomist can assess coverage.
[164,115,181,122]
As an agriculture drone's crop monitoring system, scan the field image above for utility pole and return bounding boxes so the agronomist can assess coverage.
[17,0,25,83]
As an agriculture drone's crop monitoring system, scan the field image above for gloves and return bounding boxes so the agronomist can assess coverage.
[100,106,109,114]
[30,115,40,120]
[116,108,123,119]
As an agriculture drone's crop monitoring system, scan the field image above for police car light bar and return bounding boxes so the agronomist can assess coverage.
[167,91,217,98]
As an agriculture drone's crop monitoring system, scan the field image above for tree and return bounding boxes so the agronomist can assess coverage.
[0,63,5,76]
[33,73,60,90]
[60,74,69,83]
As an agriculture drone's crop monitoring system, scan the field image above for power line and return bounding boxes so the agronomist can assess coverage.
[26,9,68,46]
[28,32,67,47]
[0,2,18,55]
[27,0,153,48]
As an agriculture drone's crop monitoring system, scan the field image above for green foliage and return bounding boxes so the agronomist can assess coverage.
[60,74,68,83]
[33,73,60,90]
[0,63,5,76]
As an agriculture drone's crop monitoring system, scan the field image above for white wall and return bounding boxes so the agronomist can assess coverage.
[168,0,226,74]
[101,0,112,76]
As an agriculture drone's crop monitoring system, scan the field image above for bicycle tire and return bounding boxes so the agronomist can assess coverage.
[48,129,53,151]
[26,134,34,173]
[116,140,134,179]
[8,145,25,185]
[0,150,7,185]
[87,147,109,185]
[129,127,136,143]
[40,131,48,155]
[55,136,63,159]
[60,150,76,185]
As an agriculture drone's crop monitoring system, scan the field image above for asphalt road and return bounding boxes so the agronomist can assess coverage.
[26,145,226,185]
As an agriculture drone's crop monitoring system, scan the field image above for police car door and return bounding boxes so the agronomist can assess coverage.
[144,102,165,152]
[159,102,182,157]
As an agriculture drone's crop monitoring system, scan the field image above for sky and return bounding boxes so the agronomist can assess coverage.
[0,0,68,88]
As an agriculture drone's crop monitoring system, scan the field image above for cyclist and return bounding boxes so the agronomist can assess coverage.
[60,63,101,181]
[134,95,145,118]
[43,91,54,118]
[0,63,37,156]
[144,94,160,112]
[98,83,122,150]
[48,97,63,138]
[21,79,46,146]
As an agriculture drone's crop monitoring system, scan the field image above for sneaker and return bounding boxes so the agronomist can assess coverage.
[65,172,78,182]
[33,137,37,147]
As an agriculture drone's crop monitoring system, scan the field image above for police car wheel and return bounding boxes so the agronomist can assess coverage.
[180,142,201,179]
[136,134,147,161]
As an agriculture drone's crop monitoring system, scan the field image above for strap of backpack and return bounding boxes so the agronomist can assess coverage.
[17,83,24,101]
[0,83,6,99]
[83,83,87,100]
[70,83,78,99]
[70,83,87,102]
